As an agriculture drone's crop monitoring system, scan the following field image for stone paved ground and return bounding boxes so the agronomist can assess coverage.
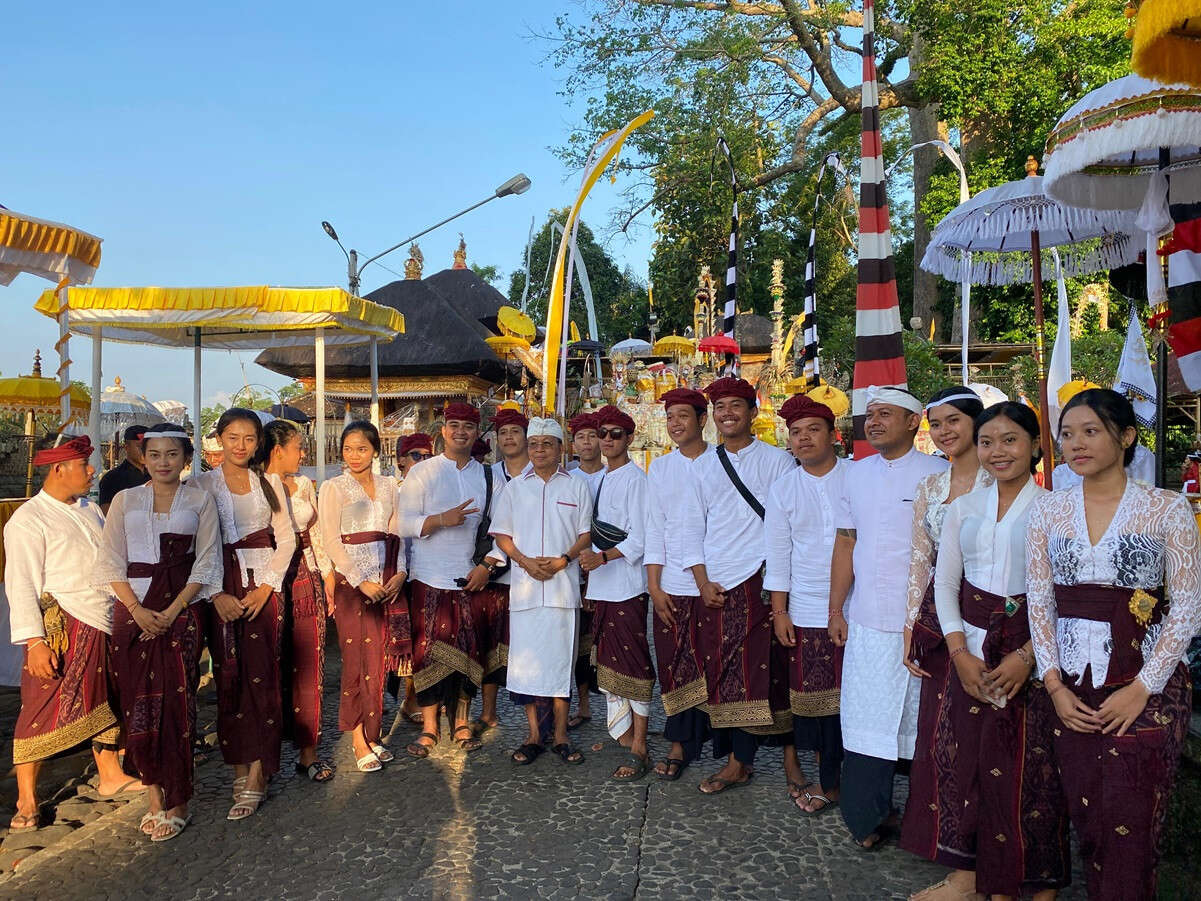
[1,633,1096,901]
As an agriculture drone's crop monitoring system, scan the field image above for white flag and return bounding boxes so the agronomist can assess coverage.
[1113,305,1157,428]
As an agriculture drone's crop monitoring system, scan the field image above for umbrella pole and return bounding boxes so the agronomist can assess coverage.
[192,330,202,464]
[1030,229,1054,490]
[315,328,326,484]
[89,328,102,475]
[25,410,34,498]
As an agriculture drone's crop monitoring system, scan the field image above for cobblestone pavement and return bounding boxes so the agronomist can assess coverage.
[1,639,1090,900]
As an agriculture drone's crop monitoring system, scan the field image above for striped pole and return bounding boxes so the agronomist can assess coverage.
[801,153,845,385]
[851,0,908,458]
[717,137,739,375]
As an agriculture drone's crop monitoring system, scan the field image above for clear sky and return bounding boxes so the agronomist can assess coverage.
[1,1,652,408]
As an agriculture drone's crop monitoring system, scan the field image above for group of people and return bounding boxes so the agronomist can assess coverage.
[5,379,1198,900]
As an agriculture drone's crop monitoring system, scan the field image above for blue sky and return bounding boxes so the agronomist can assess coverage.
[1,1,652,407]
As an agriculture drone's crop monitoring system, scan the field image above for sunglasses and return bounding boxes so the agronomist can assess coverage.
[407,451,432,461]
[598,428,627,439]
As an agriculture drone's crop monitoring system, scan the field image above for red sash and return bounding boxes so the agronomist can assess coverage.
[222,527,275,597]
[341,530,401,583]
[959,579,1030,670]
[126,532,195,612]
[1053,583,1164,687]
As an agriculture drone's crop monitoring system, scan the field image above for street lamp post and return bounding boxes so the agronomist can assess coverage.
[318,172,532,472]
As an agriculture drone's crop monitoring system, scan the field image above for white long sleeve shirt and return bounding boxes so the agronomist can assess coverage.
[93,482,224,605]
[644,446,712,596]
[192,469,296,594]
[584,461,648,602]
[933,479,1046,656]
[489,467,592,612]
[677,438,796,589]
[764,458,851,629]
[397,455,499,590]
[317,473,399,589]
[5,491,112,642]
[834,448,949,632]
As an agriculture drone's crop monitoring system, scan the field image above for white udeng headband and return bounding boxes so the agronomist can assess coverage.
[144,430,190,440]
[864,385,924,415]
[924,391,980,412]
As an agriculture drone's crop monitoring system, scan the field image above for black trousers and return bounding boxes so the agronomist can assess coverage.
[664,708,711,763]
[840,750,900,842]
[793,713,844,790]
[711,727,758,766]
[416,672,477,710]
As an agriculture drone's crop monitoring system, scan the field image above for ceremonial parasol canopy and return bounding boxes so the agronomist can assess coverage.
[152,399,189,425]
[485,335,531,355]
[697,334,740,356]
[1131,0,1201,89]
[568,339,604,355]
[652,335,695,356]
[0,207,102,287]
[610,337,652,356]
[805,383,850,419]
[0,352,90,417]
[496,305,536,341]
[267,403,310,423]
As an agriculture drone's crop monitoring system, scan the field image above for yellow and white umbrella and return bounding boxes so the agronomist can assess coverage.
[0,352,91,496]
[35,286,404,481]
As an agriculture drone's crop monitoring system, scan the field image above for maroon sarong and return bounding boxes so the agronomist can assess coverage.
[471,583,509,679]
[13,606,118,765]
[332,574,387,744]
[789,626,842,717]
[409,580,485,692]
[948,581,1071,896]
[654,593,707,715]
[692,572,790,733]
[110,532,203,809]
[899,582,969,868]
[593,595,655,703]
[283,529,325,749]
[208,527,283,777]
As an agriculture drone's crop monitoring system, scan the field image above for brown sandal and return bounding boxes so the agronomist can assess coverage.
[406,731,439,759]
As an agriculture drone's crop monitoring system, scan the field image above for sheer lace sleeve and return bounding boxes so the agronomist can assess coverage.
[188,489,224,601]
[1138,493,1201,693]
[304,479,333,577]
[262,473,297,593]
[904,474,937,629]
[1024,496,1060,681]
[318,477,362,586]
[93,488,131,590]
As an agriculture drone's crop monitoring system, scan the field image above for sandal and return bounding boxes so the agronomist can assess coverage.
[655,758,686,781]
[227,788,265,821]
[97,777,145,799]
[403,709,424,726]
[698,771,754,795]
[511,742,545,766]
[611,752,649,782]
[140,811,165,836]
[231,776,247,801]
[566,714,591,730]
[452,726,483,753]
[151,813,191,842]
[406,732,439,759]
[552,742,584,765]
[787,779,813,800]
[795,790,838,816]
[356,752,383,773]
[295,760,335,782]
[472,718,498,733]
[371,743,395,763]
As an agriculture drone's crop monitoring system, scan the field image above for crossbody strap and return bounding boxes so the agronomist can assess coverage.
[715,444,765,520]
[481,463,494,518]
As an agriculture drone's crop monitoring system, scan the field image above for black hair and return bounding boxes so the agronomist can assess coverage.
[1059,388,1138,467]
[341,420,381,455]
[215,407,280,512]
[974,402,1042,473]
[925,386,985,421]
[258,419,300,468]
[140,423,194,461]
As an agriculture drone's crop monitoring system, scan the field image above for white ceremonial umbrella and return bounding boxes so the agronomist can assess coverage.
[610,337,652,356]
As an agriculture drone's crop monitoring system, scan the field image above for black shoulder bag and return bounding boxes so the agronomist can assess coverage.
[715,444,765,520]
[590,473,630,551]
[471,464,510,577]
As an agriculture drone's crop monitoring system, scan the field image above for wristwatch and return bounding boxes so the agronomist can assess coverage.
[560,553,572,566]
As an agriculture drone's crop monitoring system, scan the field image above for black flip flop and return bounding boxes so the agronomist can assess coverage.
[612,752,649,782]
[511,742,545,766]
[452,726,483,752]
[406,732,439,759]
[656,758,686,781]
[552,743,585,765]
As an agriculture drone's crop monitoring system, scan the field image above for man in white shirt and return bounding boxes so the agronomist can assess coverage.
[567,412,606,729]
[490,418,592,766]
[765,394,849,815]
[5,436,141,831]
[580,405,653,781]
[678,377,796,794]
[396,402,504,759]
[645,387,713,781]
[829,386,949,849]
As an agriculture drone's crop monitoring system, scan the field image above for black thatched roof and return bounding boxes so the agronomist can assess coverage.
[254,278,505,382]
[734,312,773,354]
[425,267,507,333]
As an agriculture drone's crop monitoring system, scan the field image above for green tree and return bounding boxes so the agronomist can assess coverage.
[470,262,503,286]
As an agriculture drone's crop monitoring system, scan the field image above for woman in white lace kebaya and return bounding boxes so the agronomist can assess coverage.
[898,387,991,897]
[318,422,406,774]
[1027,389,1201,901]
[261,420,335,784]
[933,403,1069,900]
[192,409,296,822]
[97,424,222,842]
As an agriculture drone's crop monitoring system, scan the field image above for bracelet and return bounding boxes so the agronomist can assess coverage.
[948,646,969,660]
[26,638,48,650]
[1014,646,1033,667]
[828,609,845,620]
[770,610,789,619]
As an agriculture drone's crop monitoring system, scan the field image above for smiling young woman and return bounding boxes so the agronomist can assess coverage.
[1027,389,1201,900]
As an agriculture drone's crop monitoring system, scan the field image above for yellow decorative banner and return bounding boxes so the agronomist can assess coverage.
[542,109,654,414]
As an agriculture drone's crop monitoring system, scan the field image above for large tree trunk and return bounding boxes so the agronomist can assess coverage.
[907,33,942,341]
